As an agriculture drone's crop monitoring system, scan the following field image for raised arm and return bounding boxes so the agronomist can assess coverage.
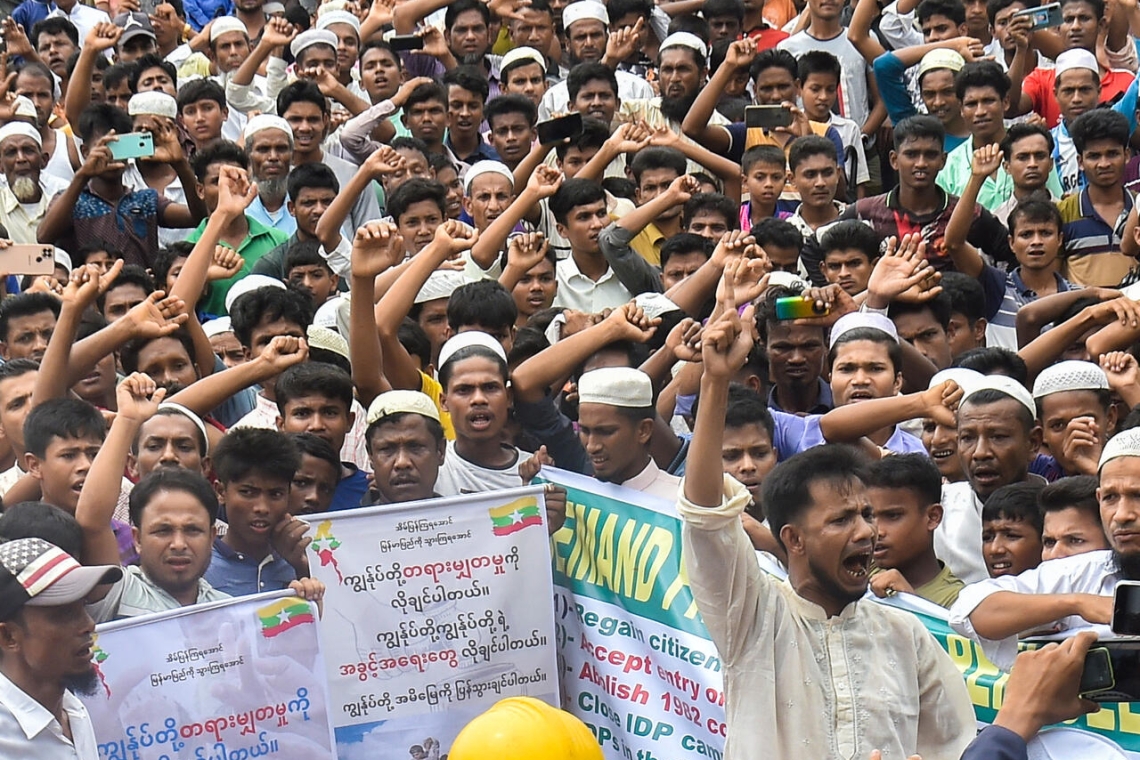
[647,125,743,202]
[943,144,1000,278]
[577,122,650,183]
[1005,14,1036,117]
[228,17,294,89]
[315,146,403,253]
[65,23,121,129]
[1019,297,1140,379]
[470,165,563,271]
[167,335,307,416]
[681,38,755,153]
[1016,287,1119,349]
[847,0,886,62]
[349,221,406,406]
[498,232,551,292]
[818,380,960,443]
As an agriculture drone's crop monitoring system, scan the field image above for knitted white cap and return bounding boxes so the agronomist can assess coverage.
[414,270,466,305]
[463,160,515,194]
[1031,360,1110,399]
[659,31,707,61]
[306,324,349,360]
[366,389,441,424]
[209,17,248,42]
[1100,428,1140,471]
[500,46,547,75]
[291,29,338,59]
[562,0,608,28]
[316,10,361,34]
[243,113,294,144]
[578,367,653,408]
[128,91,177,119]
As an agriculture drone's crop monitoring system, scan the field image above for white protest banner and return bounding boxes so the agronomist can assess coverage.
[81,590,337,760]
[304,486,560,758]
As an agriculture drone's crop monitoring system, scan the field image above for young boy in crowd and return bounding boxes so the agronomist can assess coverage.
[1038,474,1110,561]
[285,242,340,312]
[797,50,870,198]
[981,481,1046,578]
[866,453,964,608]
[740,145,795,227]
[447,280,518,356]
[818,220,880,296]
[752,218,805,276]
[1032,360,1116,477]
[287,433,343,515]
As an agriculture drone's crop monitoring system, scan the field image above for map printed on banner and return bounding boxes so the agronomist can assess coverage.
[81,590,337,760]
[303,486,560,759]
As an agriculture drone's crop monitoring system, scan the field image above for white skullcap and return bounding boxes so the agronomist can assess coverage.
[438,331,508,368]
[961,374,1036,419]
[633,292,680,320]
[316,10,361,34]
[1100,428,1140,471]
[264,1,285,12]
[128,91,177,119]
[829,311,899,348]
[916,48,965,79]
[366,389,441,425]
[414,270,466,305]
[1055,48,1100,78]
[578,367,653,408]
[500,46,547,74]
[243,113,294,144]
[930,367,983,394]
[0,122,42,148]
[291,29,338,59]
[52,248,71,273]
[562,0,609,29]
[156,401,210,453]
[202,316,233,338]
[1032,360,1109,399]
[209,16,248,42]
[306,324,349,361]
[659,32,708,61]
[224,274,286,313]
[463,160,515,194]
[314,296,344,329]
[11,96,37,122]
[767,270,807,290]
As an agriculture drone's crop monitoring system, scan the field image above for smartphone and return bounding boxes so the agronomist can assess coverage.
[537,113,583,145]
[746,105,793,131]
[109,131,155,161]
[1013,2,1062,31]
[0,244,58,276]
[1112,582,1140,634]
[775,296,829,320]
[388,34,425,52]
[1080,647,1115,695]
[139,0,158,15]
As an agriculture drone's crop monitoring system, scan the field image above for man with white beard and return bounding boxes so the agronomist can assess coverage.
[0,122,60,245]
[243,115,296,236]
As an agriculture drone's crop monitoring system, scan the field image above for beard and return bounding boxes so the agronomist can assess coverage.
[10,176,39,203]
[660,91,700,124]
[62,666,101,696]
[1116,549,1140,580]
[256,175,288,204]
[806,554,865,609]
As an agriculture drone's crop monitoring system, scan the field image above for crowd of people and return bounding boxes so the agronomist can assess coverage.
[0,0,1137,753]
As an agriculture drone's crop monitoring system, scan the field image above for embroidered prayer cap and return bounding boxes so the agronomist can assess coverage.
[291,29,339,59]
[828,311,899,349]
[633,292,681,320]
[209,17,248,41]
[0,122,42,148]
[114,12,157,42]
[243,113,294,145]
[366,389,441,425]
[438,331,508,369]
[449,696,604,760]
[766,270,807,290]
[202,316,233,338]
[916,49,965,79]
[0,538,122,621]
[463,160,515,194]
[316,9,361,34]
[414,270,467,305]
[156,402,210,454]
[500,46,547,76]
[659,32,707,61]
[11,96,38,122]
[1100,428,1140,471]
[960,373,1036,419]
[578,367,653,408]
[1055,48,1099,77]
[313,296,344,329]
[561,0,609,29]
[1031,360,1110,399]
[224,274,287,313]
[128,91,177,119]
[306,324,350,361]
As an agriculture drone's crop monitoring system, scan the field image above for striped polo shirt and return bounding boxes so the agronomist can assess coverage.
[1058,188,1136,287]
[980,264,1074,350]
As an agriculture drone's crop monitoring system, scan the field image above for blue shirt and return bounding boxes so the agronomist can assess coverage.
[204,537,296,597]
[979,264,1074,349]
[873,52,969,154]
[246,195,297,236]
[329,466,370,512]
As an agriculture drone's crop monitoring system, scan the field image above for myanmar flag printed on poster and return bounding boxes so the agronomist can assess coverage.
[489,496,543,536]
[257,597,315,639]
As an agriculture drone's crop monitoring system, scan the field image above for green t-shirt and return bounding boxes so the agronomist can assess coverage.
[187,216,290,316]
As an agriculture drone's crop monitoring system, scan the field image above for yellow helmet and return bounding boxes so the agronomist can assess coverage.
[449,697,604,760]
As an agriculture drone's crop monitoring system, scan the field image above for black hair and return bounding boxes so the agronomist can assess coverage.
[750,48,797,82]
[365,411,446,452]
[507,325,549,367]
[275,362,354,415]
[549,178,606,225]
[190,138,247,182]
[447,281,518,332]
[177,77,226,112]
[0,293,60,343]
[102,62,134,94]
[741,146,785,177]
[442,65,490,103]
[360,39,401,66]
[752,217,804,253]
[120,329,196,375]
[30,17,79,48]
[893,114,945,151]
[485,94,538,128]
[390,136,432,164]
[212,427,300,485]
[229,286,314,349]
[629,146,687,187]
[982,481,1045,533]
[762,444,871,551]
[1007,198,1063,236]
[704,0,745,20]
[659,233,713,271]
[131,405,207,456]
[74,239,122,266]
[445,0,492,29]
[602,176,637,201]
[797,50,841,86]
[867,451,944,506]
[277,79,329,118]
[66,49,110,80]
[24,398,106,459]
[289,431,342,475]
[405,81,448,110]
[97,264,155,314]
[683,193,738,231]
[1039,473,1100,518]
[988,0,1039,23]
[0,502,82,557]
[556,116,610,161]
[610,0,654,20]
[284,240,332,276]
[77,103,133,142]
[953,346,1029,385]
[129,468,219,527]
[888,290,952,330]
[724,383,776,439]
[955,59,1010,101]
[960,387,1037,432]
[1070,108,1131,154]
[438,346,509,388]
[667,14,710,41]
[398,318,432,368]
[819,219,881,260]
[0,359,39,385]
[428,151,456,176]
[1000,121,1054,161]
[566,62,619,101]
[917,0,967,25]
[1061,0,1103,16]
[286,162,339,202]
[755,284,810,343]
[387,178,447,222]
[940,271,987,323]
[788,134,840,172]
[128,53,176,91]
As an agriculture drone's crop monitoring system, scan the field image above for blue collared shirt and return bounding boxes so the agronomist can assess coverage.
[204,537,296,597]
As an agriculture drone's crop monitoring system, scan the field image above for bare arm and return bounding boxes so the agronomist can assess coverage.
[1019,298,1140,380]
[65,23,121,129]
[681,39,756,153]
[819,381,959,443]
[847,0,886,62]
[166,336,307,416]
[229,19,292,88]
[349,222,405,406]
[470,167,563,271]
[968,591,1110,640]
[943,144,1000,278]
[1015,287,1119,349]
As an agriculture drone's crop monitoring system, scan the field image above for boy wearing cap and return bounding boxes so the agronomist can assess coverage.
[363,389,448,505]
[500,46,548,107]
[1032,360,1116,477]
[873,44,970,153]
[222,16,290,116]
[0,537,121,757]
[316,10,365,100]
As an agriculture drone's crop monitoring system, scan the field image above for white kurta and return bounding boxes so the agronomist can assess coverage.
[679,474,976,760]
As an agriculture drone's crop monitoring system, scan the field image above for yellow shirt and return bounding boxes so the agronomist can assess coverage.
[419,372,456,440]
[629,222,666,267]
[914,563,965,609]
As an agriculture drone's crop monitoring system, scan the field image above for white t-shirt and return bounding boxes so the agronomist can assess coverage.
[779,31,872,127]
[435,440,527,496]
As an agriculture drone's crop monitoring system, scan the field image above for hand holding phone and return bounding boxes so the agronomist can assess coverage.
[746,105,793,131]
[775,295,829,320]
[536,113,583,145]
[109,131,155,161]
[388,33,424,51]
[1012,2,1062,31]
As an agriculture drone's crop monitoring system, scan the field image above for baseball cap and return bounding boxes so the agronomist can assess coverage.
[114,12,157,43]
[0,538,122,621]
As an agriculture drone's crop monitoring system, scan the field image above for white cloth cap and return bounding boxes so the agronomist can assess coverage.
[156,401,210,454]
[578,367,653,408]
[500,46,547,74]
[1055,48,1100,78]
[202,316,233,338]
[659,32,707,61]
[0,122,42,148]
[562,0,609,29]
[1100,428,1140,471]
[1032,359,1109,399]
[929,367,983,393]
[243,113,294,144]
[366,389,441,425]
[291,29,338,59]
[316,10,361,34]
[463,160,515,194]
[209,16,248,42]
[52,248,71,273]
[961,374,1037,419]
[11,96,37,121]
[766,271,807,290]
[438,330,508,368]
[314,296,343,329]
[414,270,466,305]
[224,274,286,312]
[306,324,349,360]
[829,311,899,348]
[128,91,177,119]
[264,2,285,12]
[633,292,680,320]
